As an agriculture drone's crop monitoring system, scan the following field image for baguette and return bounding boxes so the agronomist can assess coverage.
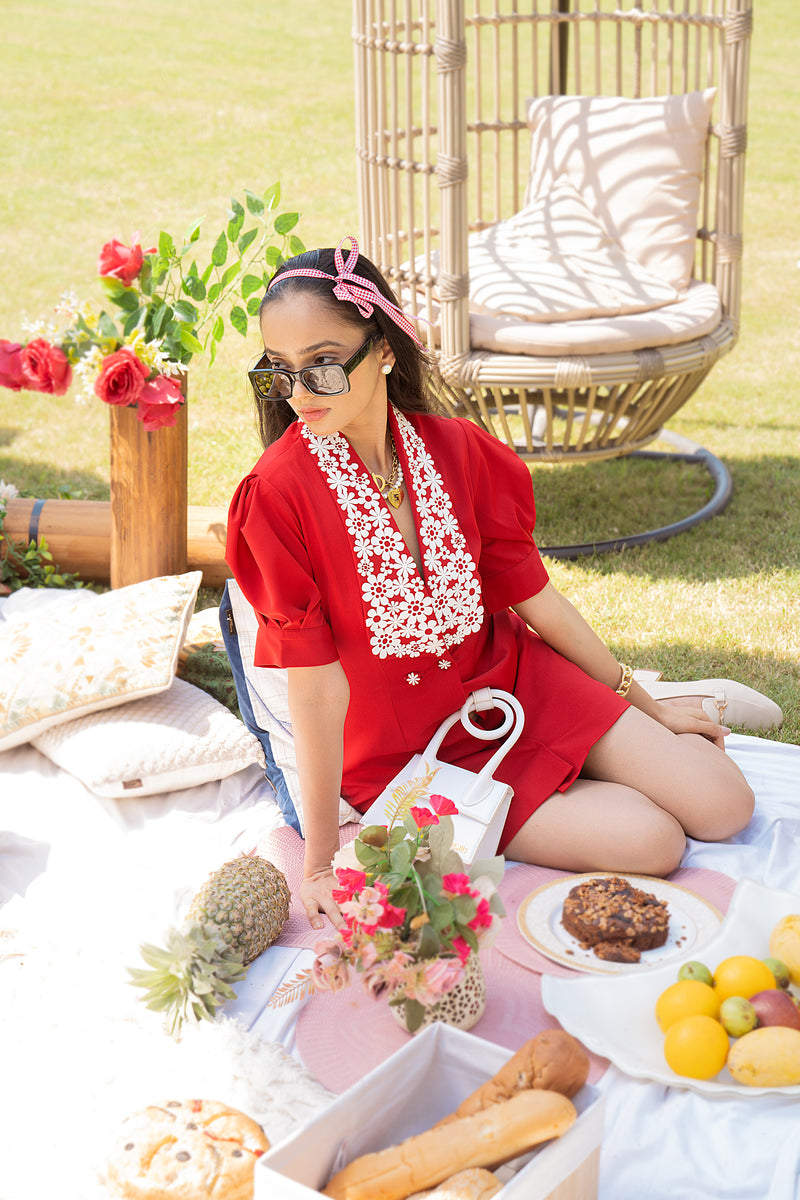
[406,1167,502,1199]
[436,1030,589,1128]
[322,1089,576,1200]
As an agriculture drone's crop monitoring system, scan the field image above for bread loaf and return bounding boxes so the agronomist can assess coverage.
[405,1167,502,1199]
[322,1089,576,1200]
[106,1098,269,1200]
[436,1029,589,1128]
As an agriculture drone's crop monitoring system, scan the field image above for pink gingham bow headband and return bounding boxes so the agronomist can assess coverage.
[268,236,426,348]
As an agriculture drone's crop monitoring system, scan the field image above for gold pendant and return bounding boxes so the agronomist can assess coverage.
[371,473,388,492]
[386,486,403,508]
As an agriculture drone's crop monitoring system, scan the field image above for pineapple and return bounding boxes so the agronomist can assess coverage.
[129,853,290,1037]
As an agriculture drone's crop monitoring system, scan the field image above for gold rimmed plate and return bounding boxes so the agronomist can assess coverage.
[517,871,723,976]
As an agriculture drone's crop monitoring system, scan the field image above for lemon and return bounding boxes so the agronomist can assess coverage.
[664,1014,730,1080]
[655,979,721,1032]
[713,955,777,1002]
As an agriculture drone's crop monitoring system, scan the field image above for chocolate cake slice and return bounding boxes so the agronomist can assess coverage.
[561,875,669,962]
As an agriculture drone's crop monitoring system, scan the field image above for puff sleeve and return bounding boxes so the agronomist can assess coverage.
[226,474,339,668]
[460,421,550,611]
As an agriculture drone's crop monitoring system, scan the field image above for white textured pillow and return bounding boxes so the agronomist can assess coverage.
[466,180,679,321]
[525,90,716,291]
[32,677,264,797]
[0,571,201,751]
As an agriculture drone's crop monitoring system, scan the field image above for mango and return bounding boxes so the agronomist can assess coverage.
[727,1025,800,1087]
[769,915,800,986]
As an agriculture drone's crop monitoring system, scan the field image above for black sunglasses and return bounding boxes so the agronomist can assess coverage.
[248,337,375,401]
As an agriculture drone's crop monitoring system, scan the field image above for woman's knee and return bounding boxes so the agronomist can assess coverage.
[626,808,686,877]
[688,770,755,842]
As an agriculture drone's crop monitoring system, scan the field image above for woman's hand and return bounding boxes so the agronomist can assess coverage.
[649,700,730,749]
[300,867,344,931]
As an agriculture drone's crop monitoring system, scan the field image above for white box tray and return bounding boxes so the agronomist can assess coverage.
[256,1025,604,1199]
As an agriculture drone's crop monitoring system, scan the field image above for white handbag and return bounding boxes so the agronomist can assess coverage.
[360,687,525,863]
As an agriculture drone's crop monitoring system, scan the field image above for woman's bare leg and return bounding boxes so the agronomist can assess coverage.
[505,707,755,876]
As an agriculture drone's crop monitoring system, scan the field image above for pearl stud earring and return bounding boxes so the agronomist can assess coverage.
[382,364,392,375]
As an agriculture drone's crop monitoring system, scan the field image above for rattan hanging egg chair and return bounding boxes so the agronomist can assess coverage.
[352,0,753,548]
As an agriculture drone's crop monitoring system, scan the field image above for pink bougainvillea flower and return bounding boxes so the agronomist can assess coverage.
[332,867,367,905]
[410,806,438,828]
[468,896,494,931]
[97,234,154,287]
[0,340,25,391]
[376,900,406,929]
[442,872,473,896]
[451,936,472,965]
[137,373,184,430]
[94,346,148,407]
[429,794,459,816]
[19,338,72,395]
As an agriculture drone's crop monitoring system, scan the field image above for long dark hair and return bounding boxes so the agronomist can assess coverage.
[252,246,444,447]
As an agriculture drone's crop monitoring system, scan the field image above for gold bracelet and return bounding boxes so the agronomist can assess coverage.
[615,662,634,697]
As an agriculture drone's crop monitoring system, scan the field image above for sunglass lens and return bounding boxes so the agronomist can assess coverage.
[304,365,348,395]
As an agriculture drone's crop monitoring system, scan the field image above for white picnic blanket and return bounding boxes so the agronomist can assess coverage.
[1,727,799,1198]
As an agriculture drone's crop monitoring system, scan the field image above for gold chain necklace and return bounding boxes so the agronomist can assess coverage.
[370,437,404,508]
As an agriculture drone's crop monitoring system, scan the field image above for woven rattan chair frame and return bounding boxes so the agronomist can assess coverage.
[352,0,753,462]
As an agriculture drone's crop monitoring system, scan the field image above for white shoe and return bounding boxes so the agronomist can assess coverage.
[637,678,783,731]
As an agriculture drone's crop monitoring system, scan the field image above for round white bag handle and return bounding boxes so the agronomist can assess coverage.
[420,688,525,808]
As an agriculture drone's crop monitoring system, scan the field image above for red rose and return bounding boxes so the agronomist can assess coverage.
[97,237,152,287]
[19,338,72,395]
[137,374,184,430]
[94,347,148,407]
[0,339,25,391]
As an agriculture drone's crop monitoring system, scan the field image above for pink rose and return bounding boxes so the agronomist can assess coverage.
[97,236,151,287]
[0,340,25,391]
[442,873,473,896]
[94,347,148,407]
[137,374,184,430]
[311,939,350,993]
[19,338,72,395]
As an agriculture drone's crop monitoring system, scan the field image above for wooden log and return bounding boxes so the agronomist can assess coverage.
[108,383,189,588]
[1,498,231,589]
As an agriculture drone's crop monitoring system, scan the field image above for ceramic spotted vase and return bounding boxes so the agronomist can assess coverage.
[390,953,486,1035]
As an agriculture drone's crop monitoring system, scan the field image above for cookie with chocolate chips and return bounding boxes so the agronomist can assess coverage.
[106,1099,270,1200]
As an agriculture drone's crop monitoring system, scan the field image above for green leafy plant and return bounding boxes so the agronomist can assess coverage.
[0,183,303,430]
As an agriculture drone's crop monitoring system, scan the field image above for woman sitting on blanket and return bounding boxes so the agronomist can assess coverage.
[226,236,772,931]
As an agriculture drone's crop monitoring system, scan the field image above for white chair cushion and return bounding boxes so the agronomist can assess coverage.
[465,180,679,322]
[525,90,716,291]
[468,279,722,356]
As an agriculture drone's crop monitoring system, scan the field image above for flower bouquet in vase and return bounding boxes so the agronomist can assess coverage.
[271,796,505,1034]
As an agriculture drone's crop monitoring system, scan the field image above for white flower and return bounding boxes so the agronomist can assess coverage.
[331,840,361,874]
[0,480,20,500]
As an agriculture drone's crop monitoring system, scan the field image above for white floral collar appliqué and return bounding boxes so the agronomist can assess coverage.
[301,410,484,659]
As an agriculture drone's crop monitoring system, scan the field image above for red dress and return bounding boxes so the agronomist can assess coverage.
[226,405,627,849]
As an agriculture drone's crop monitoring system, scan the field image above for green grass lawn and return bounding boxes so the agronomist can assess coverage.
[1,0,798,741]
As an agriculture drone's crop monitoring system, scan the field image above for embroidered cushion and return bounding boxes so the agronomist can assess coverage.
[31,677,264,798]
[0,571,201,751]
[525,90,716,292]
[220,578,362,835]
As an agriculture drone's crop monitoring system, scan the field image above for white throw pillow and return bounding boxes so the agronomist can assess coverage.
[0,571,202,751]
[32,677,264,797]
[465,180,679,321]
[525,90,716,291]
